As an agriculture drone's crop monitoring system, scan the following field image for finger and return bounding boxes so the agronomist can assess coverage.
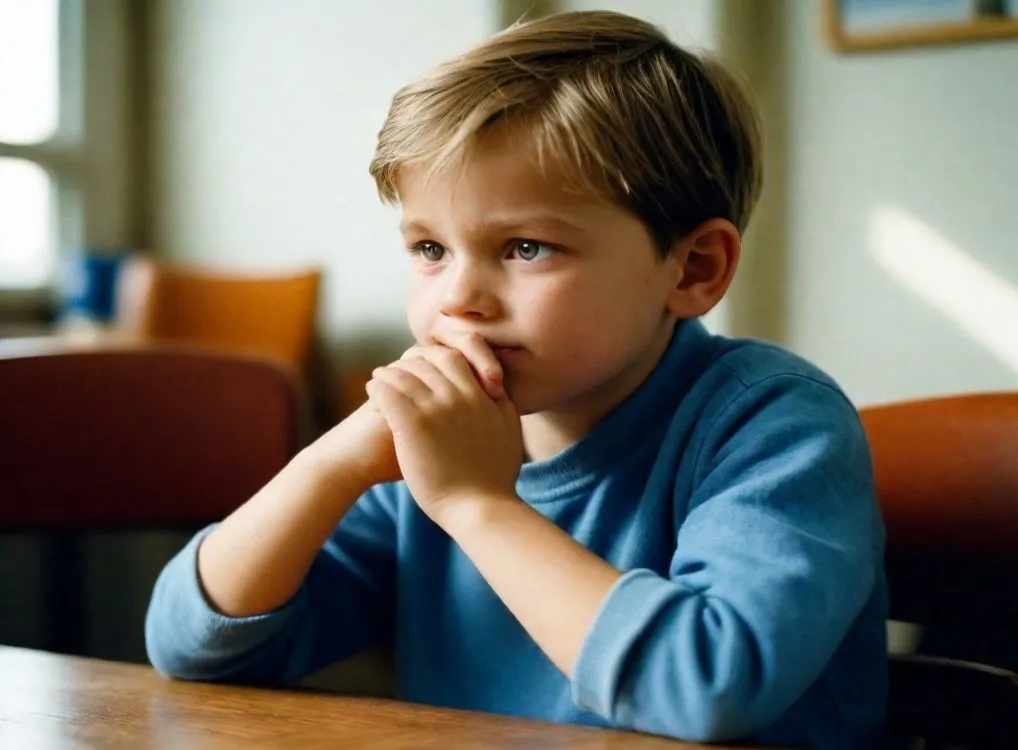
[387,356,457,401]
[404,342,502,401]
[403,346,479,395]
[497,394,521,432]
[371,365,433,405]
[365,379,416,431]
[428,331,504,398]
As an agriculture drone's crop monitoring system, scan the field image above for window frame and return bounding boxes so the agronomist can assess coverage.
[0,0,85,299]
[1,0,136,321]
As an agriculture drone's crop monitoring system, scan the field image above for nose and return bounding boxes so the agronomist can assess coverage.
[439,259,501,320]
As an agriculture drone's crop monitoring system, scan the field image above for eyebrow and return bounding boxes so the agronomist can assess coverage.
[399,214,590,238]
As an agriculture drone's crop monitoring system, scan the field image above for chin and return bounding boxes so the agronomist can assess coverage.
[502,381,540,415]
[503,379,571,417]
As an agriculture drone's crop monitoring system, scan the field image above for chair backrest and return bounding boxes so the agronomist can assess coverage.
[115,257,321,374]
[0,344,299,529]
[860,392,1018,669]
[860,392,1018,749]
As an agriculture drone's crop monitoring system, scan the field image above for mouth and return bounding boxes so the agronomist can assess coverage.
[490,344,524,354]
[491,344,525,362]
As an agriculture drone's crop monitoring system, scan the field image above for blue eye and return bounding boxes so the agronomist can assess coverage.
[413,242,445,262]
[510,240,554,262]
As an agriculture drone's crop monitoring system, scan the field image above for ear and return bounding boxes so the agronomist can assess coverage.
[665,218,741,318]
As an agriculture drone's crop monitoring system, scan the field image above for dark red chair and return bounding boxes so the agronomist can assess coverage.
[0,342,300,654]
[0,342,299,527]
[860,392,1018,749]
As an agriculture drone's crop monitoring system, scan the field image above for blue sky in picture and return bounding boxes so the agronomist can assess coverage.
[841,0,1017,32]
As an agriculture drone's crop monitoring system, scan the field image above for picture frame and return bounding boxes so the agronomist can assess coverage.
[824,0,1018,52]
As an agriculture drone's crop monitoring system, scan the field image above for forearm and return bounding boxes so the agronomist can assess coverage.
[439,494,621,678]
[198,444,372,618]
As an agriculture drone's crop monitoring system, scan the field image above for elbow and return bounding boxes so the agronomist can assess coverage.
[604,609,777,742]
[143,599,295,686]
[572,573,792,742]
[577,656,768,743]
[677,704,763,745]
[143,598,232,683]
[617,688,763,744]
[144,614,204,681]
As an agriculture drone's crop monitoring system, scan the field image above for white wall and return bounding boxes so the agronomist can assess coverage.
[555,0,719,50]
[781,2,1018,405]
[150,0,502,362]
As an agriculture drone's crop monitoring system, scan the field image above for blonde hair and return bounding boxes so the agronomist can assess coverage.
[369,10,763,254]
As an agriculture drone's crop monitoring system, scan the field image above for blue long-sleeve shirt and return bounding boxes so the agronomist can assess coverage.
[146,318,887,748]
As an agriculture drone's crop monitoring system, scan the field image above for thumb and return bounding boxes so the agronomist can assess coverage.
[497,396,522,438]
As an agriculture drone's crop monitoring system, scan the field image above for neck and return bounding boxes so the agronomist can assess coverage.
[521,319,677,462]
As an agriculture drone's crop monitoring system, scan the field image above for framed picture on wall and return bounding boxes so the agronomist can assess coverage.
[825,0,1018,52]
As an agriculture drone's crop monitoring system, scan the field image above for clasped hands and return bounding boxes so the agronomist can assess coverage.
[365,330,524,528]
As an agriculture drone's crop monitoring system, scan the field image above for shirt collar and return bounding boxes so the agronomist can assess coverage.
[517,317,717,504]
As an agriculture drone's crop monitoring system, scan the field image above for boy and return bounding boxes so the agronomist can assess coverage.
[146,11,887,748]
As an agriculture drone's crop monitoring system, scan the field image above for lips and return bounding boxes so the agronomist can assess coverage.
[491,345,525,363]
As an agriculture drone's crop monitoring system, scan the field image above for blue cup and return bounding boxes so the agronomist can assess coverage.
[59,248,133,323]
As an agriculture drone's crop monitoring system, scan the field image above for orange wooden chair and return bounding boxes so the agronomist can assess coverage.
[860,392,1018,749]
[115,256,321,375]
[0,343,300,655]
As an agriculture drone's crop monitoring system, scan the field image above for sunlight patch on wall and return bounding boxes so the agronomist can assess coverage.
[869,206,1018,374]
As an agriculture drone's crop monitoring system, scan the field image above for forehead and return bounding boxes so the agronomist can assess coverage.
[395,125,609,219]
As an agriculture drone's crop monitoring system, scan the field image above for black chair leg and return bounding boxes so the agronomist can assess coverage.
[43,533,86,656]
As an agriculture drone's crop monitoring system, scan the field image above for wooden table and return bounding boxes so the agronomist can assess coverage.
[0,647,741,749]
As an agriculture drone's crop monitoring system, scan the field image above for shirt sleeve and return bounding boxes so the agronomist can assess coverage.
[571,374,883,742]
[144,482,400,685]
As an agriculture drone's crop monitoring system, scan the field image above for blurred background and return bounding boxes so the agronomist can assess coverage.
[0,0,1015,681]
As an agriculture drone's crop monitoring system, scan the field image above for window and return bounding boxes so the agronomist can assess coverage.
[0,0,59,144]
[0,159,54,287]
[0,0,67,290]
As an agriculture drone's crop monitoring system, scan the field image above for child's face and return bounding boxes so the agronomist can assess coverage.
[398,130,682,418]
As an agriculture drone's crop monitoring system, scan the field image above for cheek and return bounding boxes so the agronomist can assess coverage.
[405,280,438,343]
[524,271,595,313]
[537,271,632,325]
[525,279,614,350]
[534,270,663,353]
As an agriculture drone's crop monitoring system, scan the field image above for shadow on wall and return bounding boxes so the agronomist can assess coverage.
[869,206,1018,378]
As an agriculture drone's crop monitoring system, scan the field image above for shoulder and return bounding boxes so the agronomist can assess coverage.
[712,337,845,396]
[669,338,881,555]
[685,337,869,479]
[696,336,856,422]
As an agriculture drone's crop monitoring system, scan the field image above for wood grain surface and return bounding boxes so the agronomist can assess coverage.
[0,647,748,749]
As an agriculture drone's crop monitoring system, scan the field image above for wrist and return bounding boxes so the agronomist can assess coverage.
[434,490,524,538]
[292,444,376,504]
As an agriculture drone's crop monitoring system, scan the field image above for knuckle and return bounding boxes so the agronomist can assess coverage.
[435,347,461,368]
[383,362,407,379]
